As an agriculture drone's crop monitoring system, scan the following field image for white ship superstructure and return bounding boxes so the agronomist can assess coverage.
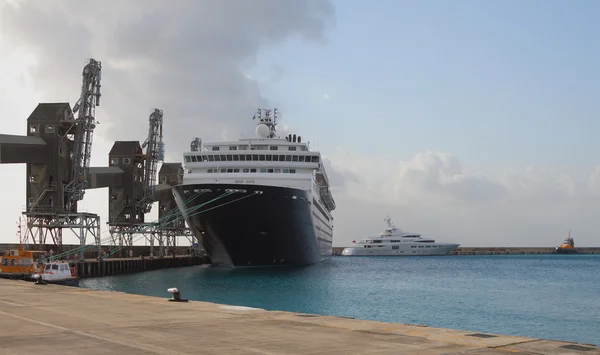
[342,216,459,256]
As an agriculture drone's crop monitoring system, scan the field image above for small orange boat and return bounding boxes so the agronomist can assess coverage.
[0,218,48,280]
[0,245,47,279]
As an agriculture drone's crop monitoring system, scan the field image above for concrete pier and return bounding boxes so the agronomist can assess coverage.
[0,279,597,354]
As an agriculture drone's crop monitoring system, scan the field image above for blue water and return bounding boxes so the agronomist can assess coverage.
[81,255,600,345]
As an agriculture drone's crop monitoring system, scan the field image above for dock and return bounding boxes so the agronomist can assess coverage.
[0,279,597,354]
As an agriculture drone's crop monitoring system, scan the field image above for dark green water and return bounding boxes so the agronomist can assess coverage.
[81,254,600,345]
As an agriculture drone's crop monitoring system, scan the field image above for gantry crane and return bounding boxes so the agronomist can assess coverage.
[65,58,102,205]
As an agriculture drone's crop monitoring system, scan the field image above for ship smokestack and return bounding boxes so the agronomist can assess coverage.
[298,136,301,143]
[288,134,292,142]
[293,134,297,142]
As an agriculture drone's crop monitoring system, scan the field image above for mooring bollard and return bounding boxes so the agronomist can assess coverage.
[32,274,47,285]
[167,287,188,302]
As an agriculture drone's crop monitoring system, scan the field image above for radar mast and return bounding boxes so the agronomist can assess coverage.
[253,108,278,138]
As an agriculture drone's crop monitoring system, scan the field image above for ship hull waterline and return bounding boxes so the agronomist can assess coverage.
[172,183,333,268]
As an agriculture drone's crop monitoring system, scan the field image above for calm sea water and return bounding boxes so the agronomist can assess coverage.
[81,255,600,345]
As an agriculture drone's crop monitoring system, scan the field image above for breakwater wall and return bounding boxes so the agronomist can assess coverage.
[332,246,600,255]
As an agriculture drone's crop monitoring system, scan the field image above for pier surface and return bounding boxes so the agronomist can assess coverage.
[0,279,597,355]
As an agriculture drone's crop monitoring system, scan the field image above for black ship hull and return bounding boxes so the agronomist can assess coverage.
[553,247,579,254]
[172,183,333,268]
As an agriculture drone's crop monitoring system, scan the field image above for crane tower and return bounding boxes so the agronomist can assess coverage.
[137,109,164,214]
[65,58,102,206]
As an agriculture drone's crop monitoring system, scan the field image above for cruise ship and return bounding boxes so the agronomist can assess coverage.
[172,109,335,267]
[341,216,459,256]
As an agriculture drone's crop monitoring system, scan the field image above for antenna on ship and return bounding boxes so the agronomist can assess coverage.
[254,107,278,139]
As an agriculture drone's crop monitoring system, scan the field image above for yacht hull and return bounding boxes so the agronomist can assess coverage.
[341,243,459,256]
[172,183,332,268]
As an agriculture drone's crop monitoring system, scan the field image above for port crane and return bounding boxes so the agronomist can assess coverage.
[137,109,165,214]
[65,58,102,205]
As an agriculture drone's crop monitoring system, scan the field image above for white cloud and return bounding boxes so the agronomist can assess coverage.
[322,92,331,100]
[0,0,334,244]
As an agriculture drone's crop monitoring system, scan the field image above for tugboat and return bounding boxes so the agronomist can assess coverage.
[554,231,578,254]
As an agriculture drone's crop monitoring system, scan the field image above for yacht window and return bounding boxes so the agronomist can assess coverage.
[239,154,245,161]
[214,155,221,162]
[227,169,233,173]
[191,156,198,162]
[260,168,267,173]
[229,146,237,150]
[259,155,265,161]
[267,168,274,173]
[274,168,281,173]
[292,155,298,162]
[279,155,285,161]
[232,154,239,161]
[208,155,214,161]
[220,169,226,173]
[207,169,213,173]
[273,155,279,161]
[266,155,272,161]
[184,155,191,163]
[311,156,320,163]
[290,169,296,173]
[269,146,278,150]
[51,264,58,270]
[283,168,289,173]
[299,155,305,162]
[252,154,259,161]
[246,154,252,161]
[212,146,219,151]
[233,168,240,173]
[373,240,382,244]
[250,169,257,173]
[285,155,292,162]
[226,155,233,161]
[220,155,226,161]
[239,146,248,150]
[288,146,296,151]
[202,155,208,162]
[243,168,250,173]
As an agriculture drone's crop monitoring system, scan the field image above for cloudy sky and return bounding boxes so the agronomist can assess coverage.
[1,0,599,247]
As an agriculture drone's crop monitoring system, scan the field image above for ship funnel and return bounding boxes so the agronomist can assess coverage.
[293,134,297,142]
[298,136,301,143]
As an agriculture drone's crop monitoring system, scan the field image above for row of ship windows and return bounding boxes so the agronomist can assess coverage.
[185,154,320,163]
[210,145,307,152]
[204,168,297,174]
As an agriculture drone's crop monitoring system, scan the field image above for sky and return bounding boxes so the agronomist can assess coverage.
[0,0,599,247]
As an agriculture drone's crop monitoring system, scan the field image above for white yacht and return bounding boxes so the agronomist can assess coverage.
[341,216,459,256]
